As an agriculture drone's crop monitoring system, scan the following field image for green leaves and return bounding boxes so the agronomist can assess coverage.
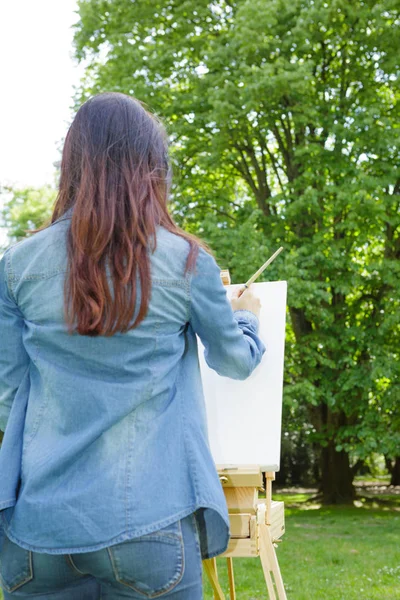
[0,185,56,249]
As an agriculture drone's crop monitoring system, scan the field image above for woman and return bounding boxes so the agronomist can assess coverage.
[0,92,265,599]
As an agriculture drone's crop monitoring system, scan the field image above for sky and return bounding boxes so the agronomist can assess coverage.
[0,0,86,246]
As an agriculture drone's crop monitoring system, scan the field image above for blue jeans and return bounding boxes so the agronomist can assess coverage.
[0,513,203,599]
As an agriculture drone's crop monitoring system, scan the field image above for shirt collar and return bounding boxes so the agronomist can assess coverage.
[53,206,74,224]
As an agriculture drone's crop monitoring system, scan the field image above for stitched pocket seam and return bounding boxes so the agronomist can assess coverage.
[66,553,87,576]
[0,549,33,593]
[107,519,185,598]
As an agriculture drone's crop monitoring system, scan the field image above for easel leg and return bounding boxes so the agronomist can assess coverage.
[259,524,287,600]
[258,544,277,600]
[227,557,236,600]
[203,558,225,599]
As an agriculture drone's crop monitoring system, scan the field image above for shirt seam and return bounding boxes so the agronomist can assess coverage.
[186,270,192,322]
[4,248,18,303]
[8,267,186,288]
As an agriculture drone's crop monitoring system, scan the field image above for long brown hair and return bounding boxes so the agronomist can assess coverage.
[30,92,211,337]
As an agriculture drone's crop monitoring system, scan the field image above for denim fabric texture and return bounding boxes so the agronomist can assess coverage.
[0,512,203,598]
[0,205,266,561]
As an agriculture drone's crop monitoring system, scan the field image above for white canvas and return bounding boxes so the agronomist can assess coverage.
[198,281,287,470]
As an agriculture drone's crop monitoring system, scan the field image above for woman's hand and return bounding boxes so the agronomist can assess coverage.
[230,284,261,318]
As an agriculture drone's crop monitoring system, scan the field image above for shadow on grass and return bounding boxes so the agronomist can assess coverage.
[271,483,400,512]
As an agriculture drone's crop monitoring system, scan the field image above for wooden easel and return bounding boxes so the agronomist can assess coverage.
[203,466,286,600]
[203,271,287,599]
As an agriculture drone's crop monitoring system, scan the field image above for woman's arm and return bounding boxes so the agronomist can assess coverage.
[188,247,266,380]
[0,248,30,432]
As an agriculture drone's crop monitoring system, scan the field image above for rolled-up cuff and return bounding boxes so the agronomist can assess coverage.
[233,309,260,332]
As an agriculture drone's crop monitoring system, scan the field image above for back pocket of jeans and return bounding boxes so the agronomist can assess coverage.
[107,519,184,598]
[0,535,34,593]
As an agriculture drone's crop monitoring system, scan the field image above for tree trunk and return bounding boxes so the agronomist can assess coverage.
[387,456,400,486]
[320,441,356,504]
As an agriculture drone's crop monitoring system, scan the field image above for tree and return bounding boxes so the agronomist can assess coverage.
[0,184,56,251]
[70,0,400,501]
[385,456,400,486]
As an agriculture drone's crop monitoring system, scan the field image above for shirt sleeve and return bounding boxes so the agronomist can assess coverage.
[189,247,266,380]
[0,248,30,432]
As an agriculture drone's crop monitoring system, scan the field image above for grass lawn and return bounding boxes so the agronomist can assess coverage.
[0,484,398,599]
[202,484,400,599]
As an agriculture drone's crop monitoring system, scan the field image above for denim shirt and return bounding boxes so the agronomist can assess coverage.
[0,207,266,559]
